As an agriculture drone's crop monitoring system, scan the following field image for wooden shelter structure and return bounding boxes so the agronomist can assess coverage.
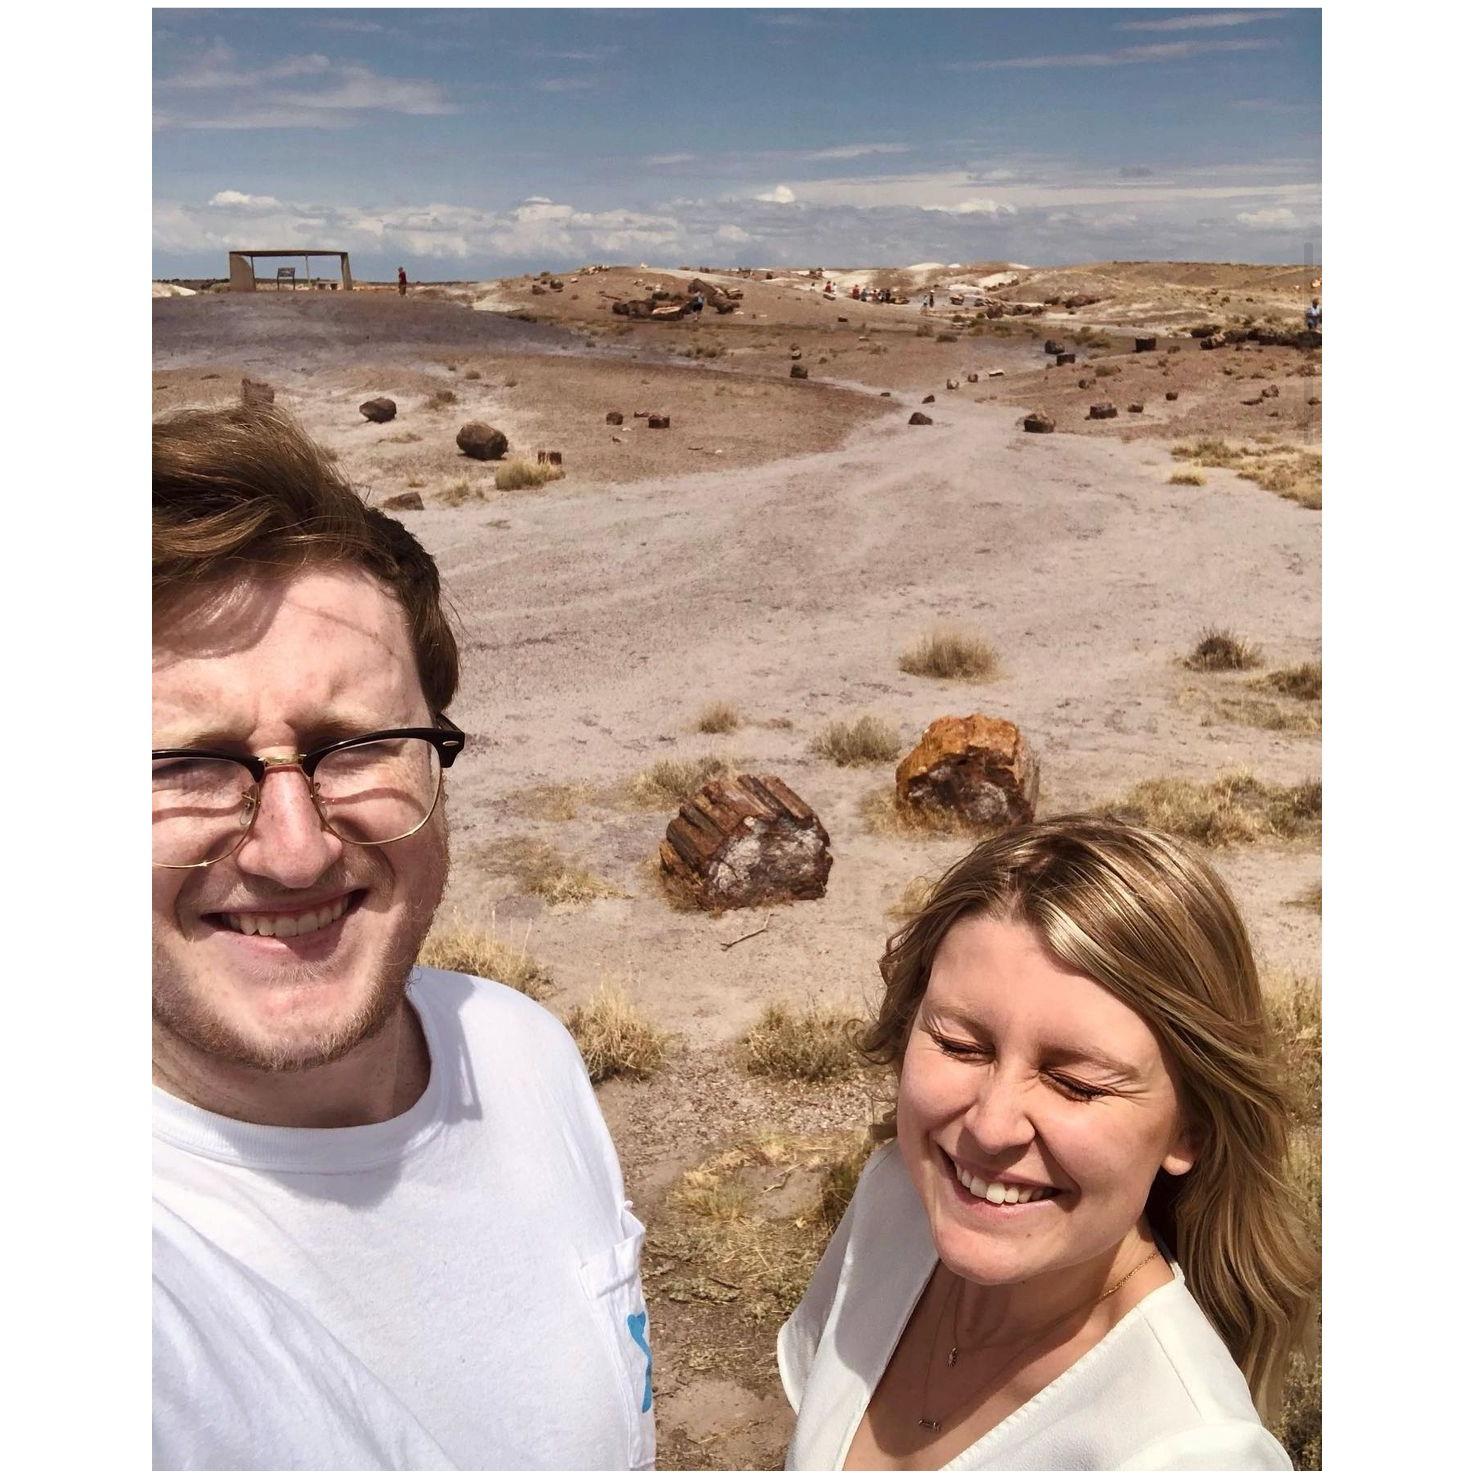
[227,250,353,292]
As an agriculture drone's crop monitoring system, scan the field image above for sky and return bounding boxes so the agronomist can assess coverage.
[152,6,1322,280]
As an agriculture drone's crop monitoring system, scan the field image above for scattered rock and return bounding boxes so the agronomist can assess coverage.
[658,773,833,912]
[530,283,547,296]
[1128,402,1144,414]
[1200,334,1226,350]
[988,370,1005,378]
[921,394,935,404]
[1134,337,1158,353]
[790,349,802,360]
[1055,352,1076,366]
[880,391,891,397]
[605,411,624,425]
[1023,412,1055,434]
[648,415,671,429]
[1262,384,1280,398]
[966,372,979,383]
[359,397,397,424]
[456,422,509,460]
[908,411,934,426]
[790,364,809,379]
[380,491,424,511]
[1043,339,1066,356]
[1088,403,1118,420]
[946,379,959,390]
[241,377,274,407]
[1165,390,1179,401]
[1078,378,1092,389]
[895,715,1040,827]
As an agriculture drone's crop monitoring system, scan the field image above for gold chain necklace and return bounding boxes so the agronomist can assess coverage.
[916,1249,1159,1433]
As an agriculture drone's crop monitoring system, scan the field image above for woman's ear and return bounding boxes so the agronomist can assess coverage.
[1161,1119,1200,1177]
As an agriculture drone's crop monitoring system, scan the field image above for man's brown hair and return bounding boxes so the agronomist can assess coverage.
[153,404,458,712]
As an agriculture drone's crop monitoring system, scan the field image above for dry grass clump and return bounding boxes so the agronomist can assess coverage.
[426,387,458,408]
[811,714,902,766]
[494,458,565,491]
[739,1002,860,1083]
[418,914,553,999]
[1289,881,1322,913]
[387,431,422,444]
[899,624,999,681]
[1099,771,1320,847]
[439,478,483,507]
[1272,1348,1322,1470]
[1263,971,1322,1127]
[1169,471,1206,486]
[462,367,482,380]
[1258,661,1322,701]
[490,838,622,905]
[566,982,668,1083]
[695,701,742,734]
[1195,690,1320,736]
[860,787,1002,841]
[511,782,593,821]
[628,754,737,808]
[1185,627,1262,671]
[1171,439,1322,509]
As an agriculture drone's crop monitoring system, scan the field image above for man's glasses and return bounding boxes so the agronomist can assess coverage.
[152,719,465,869]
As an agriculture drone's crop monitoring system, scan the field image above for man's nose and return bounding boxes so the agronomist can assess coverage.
[962,1067,1037,1157]
[234,765,344,888]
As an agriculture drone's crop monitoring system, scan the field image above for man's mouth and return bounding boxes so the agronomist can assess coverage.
[946,1151,1063,1206]
[208,892,360,940]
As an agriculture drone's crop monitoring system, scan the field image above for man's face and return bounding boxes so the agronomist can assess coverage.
[152,568,448,1074]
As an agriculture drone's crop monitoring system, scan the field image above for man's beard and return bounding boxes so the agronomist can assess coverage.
[152,823,448,1076]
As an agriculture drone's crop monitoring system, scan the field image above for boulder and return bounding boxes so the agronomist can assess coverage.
[1023,412,1055,434]
[922,394,935,404]
[1263,384,1280,398]
[1165,390,1179,401]
[967,372,979,383]
[1200,334,1226,350]
[606,411,624,425]
[790,364,809,379]
[648,415,671,429]
[946,379,960,390]
[1128,402,1144,414]
[530,284,547,296]
[456,422,509,460]
[1055,352,1076,366]
[659,772,833,912]
[359,397,397,424]
[895,715,1039,827]
[1043,339,1066,356]
[789,349,802,360]
[241,377,274,407]
[1088,403,1118,420]
[1189,324,1222,339]
[1134,337,1158,353]
[380,491,424,511]
[908,411,934,426]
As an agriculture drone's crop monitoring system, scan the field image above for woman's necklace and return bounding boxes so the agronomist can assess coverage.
[916,1248,1159,1433]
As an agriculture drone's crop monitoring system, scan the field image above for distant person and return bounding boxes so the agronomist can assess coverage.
[152,405,654,1470]
[1304,297,1321,331]
[397,265,408,296]
[851,283,861,300]
[926,289,936,309]
[691,290,705,316]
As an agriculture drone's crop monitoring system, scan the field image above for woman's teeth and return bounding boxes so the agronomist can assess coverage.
[222,896,351,938]
[954,1163,1057,1205]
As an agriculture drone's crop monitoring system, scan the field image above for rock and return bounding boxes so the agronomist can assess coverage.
[908,412,934,426]
[1134,337,1158,353]
[922,394,935,404]
[1189,324,1222,339]
[1200,334,1225,350]
[359,397,397,423]
[241,377,274,407]
[1043,339,1066,356]
[946,378,960,390]
[1055,352,1076,366]
[790,364,809,379]
[658,772,833,912]
[1088,403,1118,420]
[606,411,624,425]
[967,372,979,383]
[380,491,424,511]
[880,391,892,397]
[456,422,509,460]
[1262,384,1280,398]
[1078,378,1092,389]
[648,415,671,429]
[1165,391,1179,401]
[895,715,1039,827]
[790,349,802,360]
[988,370,1005,378]
[1128,402,1144,413]
[1023,412,1055,434]
[530,284,547,296]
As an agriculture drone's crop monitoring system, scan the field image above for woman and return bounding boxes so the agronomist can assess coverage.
[780,817,1315,1470]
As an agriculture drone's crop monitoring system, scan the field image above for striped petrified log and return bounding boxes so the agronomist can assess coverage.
[895,715,1039,827]
[659,773,833,912]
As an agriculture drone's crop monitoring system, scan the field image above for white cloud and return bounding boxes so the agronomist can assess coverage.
[950,37,1276,70]
[1116,10,1290,32]
[756,185,797,204]
[925,198,1017,217]
[798,143,911,161]
[208,190,282,210]
[645,153,697,166]
[715,224,752,243]
[1236,206,1300,229]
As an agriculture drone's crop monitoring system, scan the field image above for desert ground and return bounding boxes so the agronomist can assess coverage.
[154,258,1322,1468]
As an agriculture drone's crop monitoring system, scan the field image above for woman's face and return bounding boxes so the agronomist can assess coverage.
[897,913,1197,1287]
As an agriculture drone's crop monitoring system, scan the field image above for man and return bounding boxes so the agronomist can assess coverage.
[397,265,408,296]
[152,405,654,1470]
[1305,296,1322,331]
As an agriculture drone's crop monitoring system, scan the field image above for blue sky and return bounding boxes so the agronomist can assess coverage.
[153,7,1321,279]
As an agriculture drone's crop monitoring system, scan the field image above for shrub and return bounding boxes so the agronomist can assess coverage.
[1098,771,1321,847]
[440,478,482,507]
[462,367,482,381]
[495,838,621,905]
[418,915,553,999]
[628,754,736,808]
[567,983,668,1082]
[426,388,458,408]
[811,714,902,766]
[695,701,741,734]
[1169,471,1206,486]
[1259,661,1321,701]
[495,458,565,491]
[899,625,999,681]
[936,332,958,343]
[739,1002,860,1082]
[1186,628,1262,672]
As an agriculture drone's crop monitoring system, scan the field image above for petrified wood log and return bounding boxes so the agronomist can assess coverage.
[896,715,1039,827]
[659,773,833,912]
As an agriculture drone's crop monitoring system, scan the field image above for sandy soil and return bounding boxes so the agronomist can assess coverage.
[154,263,1321,1468]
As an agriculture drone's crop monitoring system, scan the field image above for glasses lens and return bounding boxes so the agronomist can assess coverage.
[153,755,258,866]
[312,737,443,845]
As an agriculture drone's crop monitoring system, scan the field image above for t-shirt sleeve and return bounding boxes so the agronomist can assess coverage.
[1117,1420,1294,1471]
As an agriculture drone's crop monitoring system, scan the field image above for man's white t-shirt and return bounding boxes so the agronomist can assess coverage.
[153,968,655,1471]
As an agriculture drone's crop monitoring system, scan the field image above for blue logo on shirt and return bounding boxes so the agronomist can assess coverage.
[626,1310,653,1412]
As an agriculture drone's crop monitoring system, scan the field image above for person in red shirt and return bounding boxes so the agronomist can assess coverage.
[397,266,407,297]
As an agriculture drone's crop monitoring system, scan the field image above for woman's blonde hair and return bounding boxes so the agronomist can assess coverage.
[863,814,1316,1416]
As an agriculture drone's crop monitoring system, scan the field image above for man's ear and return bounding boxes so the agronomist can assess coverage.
[1161,1119,1201,1178]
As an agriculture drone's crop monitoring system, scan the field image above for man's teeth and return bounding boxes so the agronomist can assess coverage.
[955,1164,1055,1205]
[223,896,351,939]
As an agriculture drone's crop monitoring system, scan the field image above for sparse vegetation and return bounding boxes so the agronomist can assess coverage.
[1098,771,1321,846]
[462,367,482,380]
[1290,882,1322,913]
[439,478,483,507]
[811,714,902,766]
[418,914,553,999]
[860,787,1003,841]
[1094,363,1120,378]
[1172,439,1322,509]
[1169,471,1206,486]
[899,625,999,681]
[512,782,593,821]
[628,754,737,808]
[695,701,742,734]
[426,388,458,408]
[936,332,958,343]
[915,322,934,338]
[1259,662,1321,701]
[886,874,935,922]
[387,431,422,444]
[1186,628,1262,672]
[489,838,622,905]
[739,1002,860,1082]
[494,458,566,491]
[566,983,668,1082]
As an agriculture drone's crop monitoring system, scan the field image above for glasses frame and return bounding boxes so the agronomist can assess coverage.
[152,715,466,869]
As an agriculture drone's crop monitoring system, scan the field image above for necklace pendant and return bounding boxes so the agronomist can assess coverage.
[918,1418,941,1431]
[947,1346,959,1367]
